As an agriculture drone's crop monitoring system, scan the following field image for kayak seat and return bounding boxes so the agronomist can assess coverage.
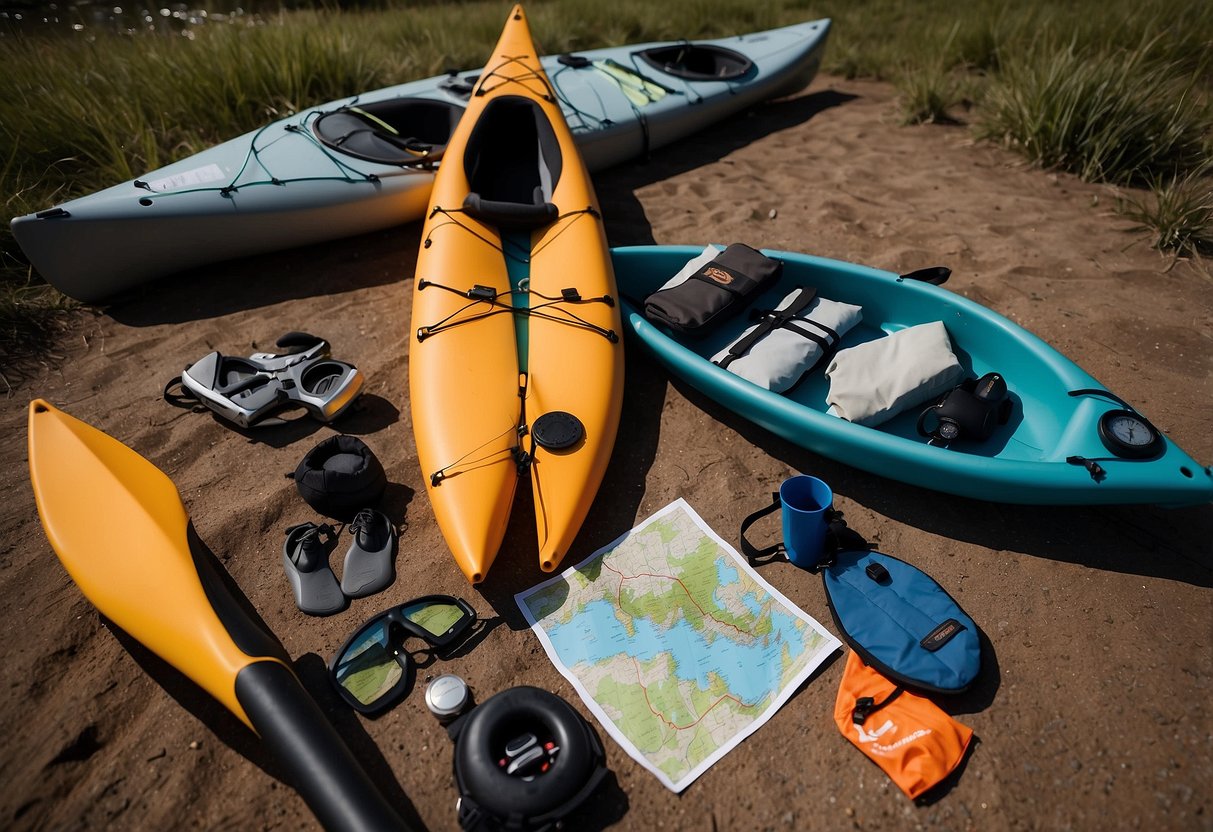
[635,44,755,81]
[462,95,562,229]
[312,98,464,165]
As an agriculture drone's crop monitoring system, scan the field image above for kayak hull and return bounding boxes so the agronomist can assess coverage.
[612,246,1213,507]
[409,6,623,582]
[11,19,830,302]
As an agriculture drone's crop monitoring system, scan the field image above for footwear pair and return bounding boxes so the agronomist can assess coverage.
[282,508,397,616]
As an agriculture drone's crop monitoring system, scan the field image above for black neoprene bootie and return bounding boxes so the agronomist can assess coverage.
[340,509,397,598]
[283,522,345,616]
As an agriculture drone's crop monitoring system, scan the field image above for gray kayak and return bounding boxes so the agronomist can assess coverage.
[11,18,830,302]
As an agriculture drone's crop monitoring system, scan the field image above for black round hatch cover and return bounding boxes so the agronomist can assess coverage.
[531,411,584,450]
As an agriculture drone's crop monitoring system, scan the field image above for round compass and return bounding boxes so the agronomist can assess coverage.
[1097,409,1163,459]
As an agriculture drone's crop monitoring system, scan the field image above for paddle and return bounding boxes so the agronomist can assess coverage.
[27,399,413,832]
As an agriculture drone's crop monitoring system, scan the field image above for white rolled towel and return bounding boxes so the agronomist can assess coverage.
[825,320,963,427]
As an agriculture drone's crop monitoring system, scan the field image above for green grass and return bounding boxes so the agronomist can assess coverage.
[2,0,1212,367]
[895,60,964,125]
[1119,164,1213,258]
[975,43,1212,186]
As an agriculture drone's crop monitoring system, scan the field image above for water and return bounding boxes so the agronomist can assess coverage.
[542,597,810,706]
[0,0,274,36]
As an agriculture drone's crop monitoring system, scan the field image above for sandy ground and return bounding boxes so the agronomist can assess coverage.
[2,76,1211,831]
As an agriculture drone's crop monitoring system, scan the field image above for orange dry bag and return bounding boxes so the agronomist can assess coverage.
[834,651,974,800]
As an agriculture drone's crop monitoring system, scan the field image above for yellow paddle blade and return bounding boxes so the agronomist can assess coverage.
[27,399,285,728]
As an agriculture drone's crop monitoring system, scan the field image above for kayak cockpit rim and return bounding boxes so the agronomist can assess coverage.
[312,97,464,166]
[461,95,563,229]
[635,43,756,81]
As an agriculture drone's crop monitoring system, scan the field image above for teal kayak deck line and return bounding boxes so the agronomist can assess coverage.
[505,231,531,372]
[612,246,1213,507]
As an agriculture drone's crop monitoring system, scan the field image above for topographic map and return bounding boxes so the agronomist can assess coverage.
[516,499,840,791]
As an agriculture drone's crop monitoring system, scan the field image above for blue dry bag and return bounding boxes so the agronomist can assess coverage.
[740,497,982,694]
[822,549,980,694]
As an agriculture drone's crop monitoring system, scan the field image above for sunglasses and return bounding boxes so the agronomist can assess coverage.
[328,594,476,714]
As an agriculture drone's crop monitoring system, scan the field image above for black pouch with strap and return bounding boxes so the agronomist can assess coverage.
[643,243,781,335]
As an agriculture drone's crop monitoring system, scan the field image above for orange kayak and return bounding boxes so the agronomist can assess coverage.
[408,5,623,583]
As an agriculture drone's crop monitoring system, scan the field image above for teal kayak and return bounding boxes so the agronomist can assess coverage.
[10,19,829,302]
[613,245,1213,507]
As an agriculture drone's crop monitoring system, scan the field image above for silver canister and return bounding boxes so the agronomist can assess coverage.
[425,674,471,723]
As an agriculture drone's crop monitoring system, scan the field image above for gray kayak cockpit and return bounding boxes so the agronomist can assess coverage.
[635,43,756,81]
[312,98,464,165]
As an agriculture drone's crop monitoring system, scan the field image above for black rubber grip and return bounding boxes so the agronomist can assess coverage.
[235,661,414,832]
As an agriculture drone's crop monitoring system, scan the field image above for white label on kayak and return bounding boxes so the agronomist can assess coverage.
[144,163,227,192]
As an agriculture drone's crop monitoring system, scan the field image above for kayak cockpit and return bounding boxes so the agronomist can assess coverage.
[461,95,562,228]
[635,43,755,81]
[312,98,463,165]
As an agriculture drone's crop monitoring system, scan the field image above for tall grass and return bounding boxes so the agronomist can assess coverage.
[895,60,963,125]
[975,43,1212,186]
[2,19,394,215]
[1119,164,1213,258]
[2,0,1212,365]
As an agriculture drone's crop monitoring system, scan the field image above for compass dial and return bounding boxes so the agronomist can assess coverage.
[937,420,961,441]
[1107,414,1152,445]
[1097,409,1162,459]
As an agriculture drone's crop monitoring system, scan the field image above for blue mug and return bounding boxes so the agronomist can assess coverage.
[779,475,833,568]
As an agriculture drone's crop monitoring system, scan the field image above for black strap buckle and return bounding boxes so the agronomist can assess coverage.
[864,562,890,583]
[738,493,786,565]
[852,696,876,725]
[852,687,904,725]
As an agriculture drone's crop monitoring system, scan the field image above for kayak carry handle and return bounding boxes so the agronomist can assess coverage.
[899,266,951,286]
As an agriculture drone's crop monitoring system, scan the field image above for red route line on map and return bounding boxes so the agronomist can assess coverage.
[631,657,743,731]
[601,559,754,730]
[600,560,748,637]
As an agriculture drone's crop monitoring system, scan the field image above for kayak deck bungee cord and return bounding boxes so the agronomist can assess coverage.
[409,4,624,584]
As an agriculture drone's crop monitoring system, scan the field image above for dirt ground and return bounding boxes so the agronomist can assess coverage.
[2,75,1210,831]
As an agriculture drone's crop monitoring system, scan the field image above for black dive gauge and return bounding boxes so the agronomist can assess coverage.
[1097,409,1164,459]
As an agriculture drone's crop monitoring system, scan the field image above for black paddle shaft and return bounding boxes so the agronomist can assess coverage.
[236,661,417,832]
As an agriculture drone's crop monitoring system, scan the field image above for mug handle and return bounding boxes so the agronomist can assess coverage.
[739,496,865,568]
[738,493,785,565]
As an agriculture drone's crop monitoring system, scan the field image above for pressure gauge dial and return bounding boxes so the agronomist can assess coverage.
[1097,409,1163,459]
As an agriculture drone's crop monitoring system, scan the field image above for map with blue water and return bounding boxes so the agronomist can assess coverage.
[517,499,840,792]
